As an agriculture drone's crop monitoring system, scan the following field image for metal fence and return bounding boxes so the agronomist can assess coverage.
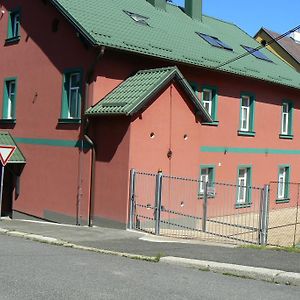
[129,169,270,246]
[268,182,300,247]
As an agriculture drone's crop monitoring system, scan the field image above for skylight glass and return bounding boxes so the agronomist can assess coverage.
[123,10,149,26]
[242,45,273,62]
[196,32,233,51]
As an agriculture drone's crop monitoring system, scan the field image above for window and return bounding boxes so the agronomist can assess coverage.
[277,166,290,202]
[201,86,218,124]
[280,101,293,139]
[196,32,233,51]
[7,10,20,41]
[241,45,273,63]
[59,70,82,123]
[236,166,252,207]
[123,10,149,26]
[238,93,255,136]
[2,78,17,122]
[198,165,215,198]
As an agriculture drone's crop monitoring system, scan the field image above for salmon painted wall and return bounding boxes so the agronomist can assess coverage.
[0,0,95,223]
[92,49,300,187]
[86,48,300,225]
[91,117,131,227]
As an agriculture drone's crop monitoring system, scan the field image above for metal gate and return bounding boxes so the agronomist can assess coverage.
[268,182,300,247]
[129,169,269,245]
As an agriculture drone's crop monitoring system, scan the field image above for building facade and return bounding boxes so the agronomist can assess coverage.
[1,0,300,228]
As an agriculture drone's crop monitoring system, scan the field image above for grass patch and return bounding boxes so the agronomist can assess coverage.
[240,244,300,253]
[154,252,165,262]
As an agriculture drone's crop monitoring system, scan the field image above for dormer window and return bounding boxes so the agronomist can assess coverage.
[196,32,233,51]
[124,10,149,26]
[241,45,273,62]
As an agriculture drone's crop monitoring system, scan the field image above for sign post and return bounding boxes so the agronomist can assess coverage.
[0,145,16,219]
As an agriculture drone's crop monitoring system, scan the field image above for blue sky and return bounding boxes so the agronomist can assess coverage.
[173,0,300,36]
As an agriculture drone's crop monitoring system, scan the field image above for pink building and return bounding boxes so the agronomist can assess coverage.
[1,0,300,229]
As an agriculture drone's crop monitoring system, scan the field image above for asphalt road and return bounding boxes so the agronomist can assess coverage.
[0,235,299,300]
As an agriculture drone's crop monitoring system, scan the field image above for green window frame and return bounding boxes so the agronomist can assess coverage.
[236,165,252,208]
[198,165,215,198]
[238,93,255,137]
[201,85,219,125]
[1,78,17,123]
[59,69,82,123]
[6,9,21,43]
[276,165,290,203]
[279,101,293,139]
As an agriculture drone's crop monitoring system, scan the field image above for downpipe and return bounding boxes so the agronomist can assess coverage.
[84,131,96,227]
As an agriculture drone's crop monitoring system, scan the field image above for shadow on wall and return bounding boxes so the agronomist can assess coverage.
[90,117,130,162]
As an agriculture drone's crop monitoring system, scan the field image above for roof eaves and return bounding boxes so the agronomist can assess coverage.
[173,72,213,122]
[49,0,98,46]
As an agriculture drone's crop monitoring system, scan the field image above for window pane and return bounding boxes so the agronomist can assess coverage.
[70,73,80,88]
[281,113,288,134]
[69,89,78,118]
[238,169,248,203]
[242,45,273,62]
[12,13,20,37]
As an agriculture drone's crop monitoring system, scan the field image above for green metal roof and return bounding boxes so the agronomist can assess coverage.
[50,0,300,90]
[86,66,212,121]
[0,132,26,164]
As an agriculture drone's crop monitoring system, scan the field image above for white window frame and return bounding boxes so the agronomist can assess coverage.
[281,103,289,135]
[237,168,248,204]
[200,168,209,194]
[202,89,213,116]
[7,81,15,119]
[68,73,80,119]
[278,167,287,199]
[240,96,250,131]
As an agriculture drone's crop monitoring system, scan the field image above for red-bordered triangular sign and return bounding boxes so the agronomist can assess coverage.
[0,145,16,166]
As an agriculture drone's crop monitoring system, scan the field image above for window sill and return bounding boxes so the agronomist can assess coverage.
[279,134,293,140]
[235,203,251,209]
[276,198,290,203]
[237,130,255,137]
[5,36,20,44]
[0,118,16,124]
[58,118,81,124]
[202,121,219,127]
[197,194,216,200]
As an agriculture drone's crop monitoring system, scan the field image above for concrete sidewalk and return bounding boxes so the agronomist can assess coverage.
[0,218,299,286]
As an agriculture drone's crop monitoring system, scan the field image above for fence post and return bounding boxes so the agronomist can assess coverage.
[259,184,270,246]
[202,181,208,232]
[128,169,136,230]
[154,170,163,235]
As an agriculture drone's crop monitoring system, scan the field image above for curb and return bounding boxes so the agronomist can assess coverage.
[160,257,300,286]
[0,228,158,263]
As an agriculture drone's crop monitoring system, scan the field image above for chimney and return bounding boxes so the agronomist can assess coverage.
[147,0,166,11]
[185,0,202,21]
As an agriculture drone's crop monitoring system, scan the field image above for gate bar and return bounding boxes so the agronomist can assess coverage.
[259,184,270,246]
[128,169,136,230]
[202,181,208,232]
[154,170,163,235]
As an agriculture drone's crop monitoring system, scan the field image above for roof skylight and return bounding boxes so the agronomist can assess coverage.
[124,10,149,26]
[196,32,233,51]
[242,45,273,62]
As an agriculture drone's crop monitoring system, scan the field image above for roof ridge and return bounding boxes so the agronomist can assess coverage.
[137,66,178,74]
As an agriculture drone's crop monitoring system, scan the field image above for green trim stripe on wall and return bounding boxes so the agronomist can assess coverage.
[200,146,300,155]
[15,137,91,149]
